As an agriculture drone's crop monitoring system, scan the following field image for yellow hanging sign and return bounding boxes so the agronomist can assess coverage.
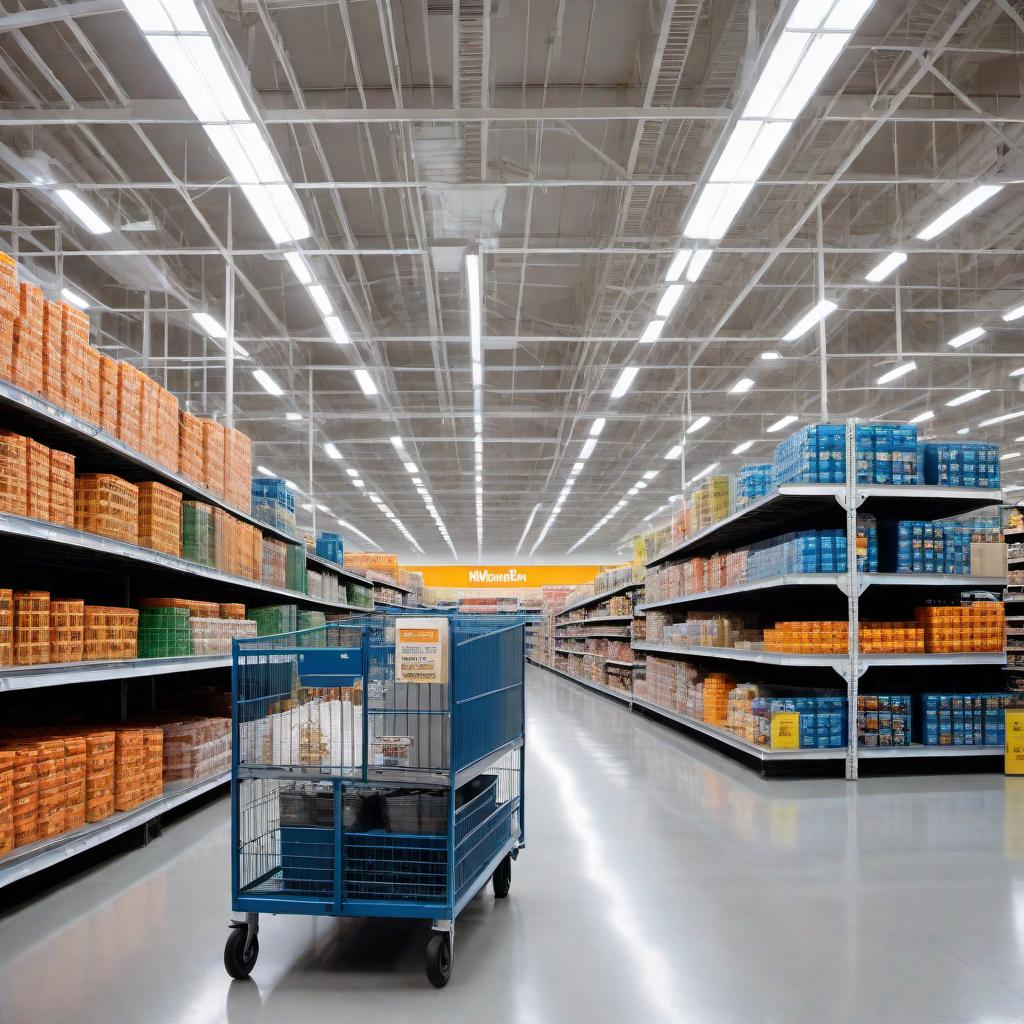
[771,712,801,751]
[409,565,604,589]
[1004,710,1024,775]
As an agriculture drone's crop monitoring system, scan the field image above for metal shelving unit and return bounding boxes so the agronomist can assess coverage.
[0,654,232,692]
[559,579,644,615]
[0,772,229,890]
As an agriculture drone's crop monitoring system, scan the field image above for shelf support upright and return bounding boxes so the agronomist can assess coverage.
[225,197,235,431]
[816,207,828,422]
[308,371,316,537]
[844,418,860,781]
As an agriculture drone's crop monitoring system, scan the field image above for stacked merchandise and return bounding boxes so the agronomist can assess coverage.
[459,596,498,614]
[915,602,1004,653]
[13,590,49,664]
[0,430,75,526]
[61,735,87,830]
[314,531,344,565]
[297,610,328,646]
[116,362,144,452]
[202,419,225,497]
[691,475,732,532]
[114,729,146,811]
[98,354,119,435]
[138,598,256,656]
[248,604,298,636]
[858,622,925,653]
[661,611,762,649]
[251,478,297,536]
[343,552,399,575]
[224,430,252,513]
[85,730,115,823]
[0,589,10,665]
[0,254,16,382]
[24,438,49,520]
[855,423,918,484]
[773,424,847,485]
[920,693,1017,746]
[142,729,164,801]
[262,538,288,589]
[189,616,257,655]
[213,508,262,580]
[736,464,773,507]
[306,570,342,604]
[159,716,231,782]
[883,519,1003,575]
[138,607,192,658]
[74,474,138,543]
[50,599,85,662]
[84,606,138,660]
[182,501,215,567]
[13,283,45,397]
[177,411,205,486]
[857,696,912,747]
[763,621,848,654]
[137,481,182,557]
[49,448,75,526]
[399,570,425,607]
[921,442,1000,488]
[286,542,307,594]
[346,582,373,609]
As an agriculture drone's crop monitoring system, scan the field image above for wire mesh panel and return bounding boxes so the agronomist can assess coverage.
[454,748,522,906]
[344,832,449,905]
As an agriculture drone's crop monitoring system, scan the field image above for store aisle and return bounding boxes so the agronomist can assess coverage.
[3,665,1024,1023]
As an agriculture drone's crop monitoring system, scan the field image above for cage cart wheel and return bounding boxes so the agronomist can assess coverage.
[224,927,259,980]
[425,933,452,988]
[492,853,512,898]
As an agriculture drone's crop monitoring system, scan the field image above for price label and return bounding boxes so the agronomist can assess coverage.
[1005,710,1024,775]
[771,711,801,750]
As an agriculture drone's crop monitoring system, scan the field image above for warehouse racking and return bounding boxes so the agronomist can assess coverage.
[1004,505,1024,675]
[0,370,380,886]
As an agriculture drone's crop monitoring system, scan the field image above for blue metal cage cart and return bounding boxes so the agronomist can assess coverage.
[223,613,526,987]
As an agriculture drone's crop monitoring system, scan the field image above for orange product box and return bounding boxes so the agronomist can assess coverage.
[116,362,143,452]
[83,605,138,661]
[34,738,66,839]
[74,473,139,544]
[138,374,161,462]
[41,300,63,405]
[2,743,39,847]
[137,480,183,558]
[201,419,226,497]
[0,252,17,318]
[80,344,102,427]
[0,313,14,383]
[0,429,27,516]
[0,588,12,667]
[60,734,87,830]
[13,590,49,665]
[224,428,253,513]
[83,730,115,823]
[98,353,119,435]
[48,448,75,527]
[0,748,14,855]
[50,599,85,663]
[60,302,90,419]
[25,437,50,521]
[155,386,180,473]
[13,295,44,395]
[113,728,146,812]
[178,410,204,484]
[142,728,163,801]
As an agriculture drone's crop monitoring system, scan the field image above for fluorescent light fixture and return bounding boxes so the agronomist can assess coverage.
[306,284,333,317]
[865,251,907,282]
[59,287,90,310]
[945,389,990,408]
[284,479,298,491]
[403,462,418,474]
[957,428,971,436]
[686,250,712,283]
[978,411,1024,428]
[611,366,639,399]
[256,465,273,475]
[732,440,755,455]
[665,445,682,459]
[730,377,755,395]
[1003,303,1024,323]
[122,0,204,33]
[353,369,378,396]
[916,185,1004,241]
[580,438,597,460]
[635,480,648,489]
[783,300,837,341]
[148,35,247,123]
[472,360,482,387]
[1010,367,1024,378]
[466,253,482,363]
[640,320,666,344]
[390,436,405,452]
[686,415,710,434]
[643,470,659,480]
[412,477,423,485]
[191,312,226,339]
[570,462,585,475]
[474,415,482,433]
[54,188,111,235]
[877,360,916,385]
[1001,452,1021,462]
[947,326,985,349]
[767,415,798,433]
[323,443,342,460]
[627,487,639,496]
[908,410,934,424]
[345,468,359,477]
[691,462,720,483]
[252,368,283,396]
[240,181,310,244]
[656,286,684,318]
[284,252,312,284]
[761,351,781,361]
[589,418,606,436]
[665,251,690,282]
[285,412,302,421]
[315,504,330,514]
[324,316,350,345]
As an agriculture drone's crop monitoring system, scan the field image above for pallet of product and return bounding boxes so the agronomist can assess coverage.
[75,473,139,543]
[202,419,226,498]
[137,480,182,557]
[116,361,143,452]
[224,427,252,512]
[48,448,75,526]
[0,430,26,516]
[158,716,231,782]
[181,500,215,567]
[83,605,138,660]
[189,615,256,655]
[113,728,146,811]
[13,283,45,396]
[0,589,11,666]
[50,598,85,662]
[60,301,92,421]
[177,410,205,485]
[155,387,180,473]
[13,590,49,665]
[41,300,63,405]
[25,437,50,521]
[84,729,115,822]
[98,352,119,435]
[138,606,192,658]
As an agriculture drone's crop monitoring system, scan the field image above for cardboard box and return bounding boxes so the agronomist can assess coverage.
[971,541,1007,578]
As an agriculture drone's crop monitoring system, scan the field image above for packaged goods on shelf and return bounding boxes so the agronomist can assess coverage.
[858,622,924,653]
[763,620,847,654]
[224,428,252,512]
[346,582,373,609]
[0,589,11,666]
[75,473,139,544]
[142,728,163,801]
[261,537,288,589]
[113,728,145,811]
[13,283,45,397]
[4,743,38,847]
[116,361,143,451]
[920,692,1015,746]
[181,500,215,567]
[80,344,101,428]
[155,387,180,473]
[315,531,344,564]
[60,302,92,422]
[177,411,205,485]
[921,442,1000,488]
[201,418,226,497]
[773,423,847,485]
[306,570,323,600]
[84,605,138,660]
[248,604,298,636]
[84,729,115,822]
[50,599,85,662]
[343,552,399,573]
[158,716,231,782]
[857,695,911,747]
[914,602,1004,653]
[855,423,918,484]
[297,611,327,645]
[48,448,75,527]
[41,300,62,405]
[137,481,183,557]
[662,611,763,649]
[0,750,11,855]
[24,437,49,521]
[736,464,773,507]
[286,542,307,593]
[14,590,49,665]
[0,251,16,314]
[220,603,246,619]
[189,615,257,655]
[0,430,26,516]
[34,738,65,837]
[138,607,192,658]
[98,353,119,435]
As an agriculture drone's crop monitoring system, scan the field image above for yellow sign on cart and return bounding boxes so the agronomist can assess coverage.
[1005,710,1024,775]
[771,712,801,750]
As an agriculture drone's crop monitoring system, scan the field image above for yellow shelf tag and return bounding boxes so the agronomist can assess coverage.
[771,711,801,750]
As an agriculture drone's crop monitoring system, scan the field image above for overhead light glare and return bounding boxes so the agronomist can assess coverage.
[656,285,684,318]
[665,445,682,460]
[589,418,606,436]
[865,251,907,282]
[732,440,755,455]
[876,360,916,385]
[978,410,1024,428]
[403,462,418,474]
[1003,303,1024,323]
[916,185,1004,241]
[54,188,111,235]
[783,300,837,341]
[761,351,781,361]
[767,415,798,433]
[611,366,639,399]
[729,377,755,395]
[908,410,934,424]
[665,251,690,282]
[353,369,378,396]
[686,250,712,282]
[947,327,985,349]
[945,389,990,408]
[580,438,597,460]
[323,443,342,460]
[252,368,283,396]
[686,415,710,434]
[284,252,312,284]
[640,319,666,344]
[192,312,226,339]
[324,316,350,345]
[59,287,90,310]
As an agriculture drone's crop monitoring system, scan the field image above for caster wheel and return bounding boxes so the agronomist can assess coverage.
[492,853,512,898]
[224,927,259,980]
[425,933,452,988]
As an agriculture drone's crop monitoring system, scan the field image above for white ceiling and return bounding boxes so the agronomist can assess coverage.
[1,0,1022,563]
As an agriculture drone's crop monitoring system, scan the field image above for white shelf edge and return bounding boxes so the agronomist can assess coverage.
[535,661,633,705]
[0,771,229,889]
[0,654,232,691]
[556,579,644,616]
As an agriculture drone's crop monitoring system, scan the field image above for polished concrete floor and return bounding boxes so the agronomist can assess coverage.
[4,665,1024,1023]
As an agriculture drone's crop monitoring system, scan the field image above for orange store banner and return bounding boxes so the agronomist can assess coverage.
[409,565,603,589]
